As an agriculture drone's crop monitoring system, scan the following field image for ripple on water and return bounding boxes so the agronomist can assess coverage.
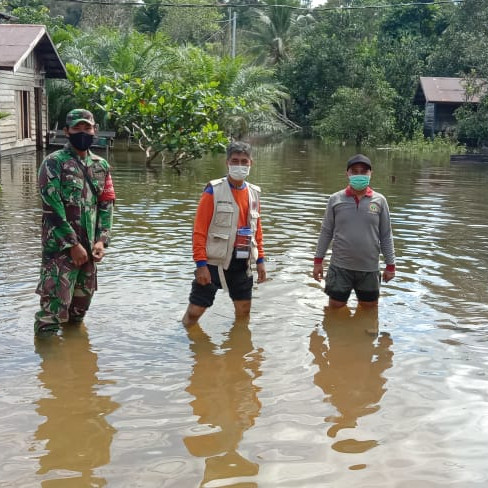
[2,147,488,486]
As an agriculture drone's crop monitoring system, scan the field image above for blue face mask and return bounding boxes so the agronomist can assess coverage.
[349,174,370,191]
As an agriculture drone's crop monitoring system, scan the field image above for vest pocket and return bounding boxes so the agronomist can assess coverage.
[214,204,234,227]
[207,232,229,260]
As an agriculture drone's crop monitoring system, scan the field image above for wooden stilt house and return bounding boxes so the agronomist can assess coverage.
[414,77,485,139]
[0,24,66,157]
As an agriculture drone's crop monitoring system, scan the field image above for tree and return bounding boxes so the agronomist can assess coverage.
[455,74,488,147]
[278,17,359,127]
[427,0,488,77]
[59,28,172,80]
[163,47,290,135]
[314,69,397,146]
[158,0,223,46]
[45,79,74,129]
[6,1,65,30]
[68,65,243,167]
[55,28,291,138]
[245,0,303,65]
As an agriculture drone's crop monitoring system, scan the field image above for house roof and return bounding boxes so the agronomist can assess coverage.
[0,24,66,78]
[414,77,484,105]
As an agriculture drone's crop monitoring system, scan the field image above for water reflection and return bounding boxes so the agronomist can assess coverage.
[34,325,119,486]
[309,306,393,454]
[184,319,262,487]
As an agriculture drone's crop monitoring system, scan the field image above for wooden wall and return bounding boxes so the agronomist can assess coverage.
[0,53,48,156]
[423,102,459,139]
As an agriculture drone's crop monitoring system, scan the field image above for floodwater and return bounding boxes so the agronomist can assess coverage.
[1,139,488,487]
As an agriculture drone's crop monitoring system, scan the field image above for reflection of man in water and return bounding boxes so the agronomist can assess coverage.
[34,325,119,486]
[309,306,393,453]
[184,318,262,487]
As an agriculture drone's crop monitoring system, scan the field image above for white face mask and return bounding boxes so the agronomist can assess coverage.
[228,165,250,181]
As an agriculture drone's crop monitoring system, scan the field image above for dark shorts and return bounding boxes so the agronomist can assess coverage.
[189,257,253,308]
[325,263,381,303]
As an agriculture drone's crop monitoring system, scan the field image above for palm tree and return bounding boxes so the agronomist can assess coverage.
[245,0,303,65]
[45,79,73,129]
[59,28,172,79]
[157,47,293,135]
[225,65,292,135]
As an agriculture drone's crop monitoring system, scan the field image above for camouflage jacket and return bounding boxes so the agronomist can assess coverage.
[38,142,115,257]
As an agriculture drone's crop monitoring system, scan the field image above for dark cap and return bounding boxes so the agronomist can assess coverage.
[66,109,95,128]
[347,154,372,170]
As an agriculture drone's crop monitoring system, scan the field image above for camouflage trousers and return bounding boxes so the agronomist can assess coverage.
[34,252,97,336]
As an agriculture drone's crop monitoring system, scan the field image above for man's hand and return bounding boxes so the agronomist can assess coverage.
[92,241,105,262]
[195,265,211,286]
[70,243,89,267]
[382,269,395,283]
[256,261,267,283]
[313,262,324,282]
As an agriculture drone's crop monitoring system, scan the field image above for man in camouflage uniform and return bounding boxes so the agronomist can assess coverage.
[34,109,116,337]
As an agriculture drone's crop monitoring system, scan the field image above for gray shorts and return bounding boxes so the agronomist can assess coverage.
[325,263,381,302]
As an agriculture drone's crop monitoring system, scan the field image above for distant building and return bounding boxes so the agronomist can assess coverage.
[0,24,66,157]
[414,76,486,139]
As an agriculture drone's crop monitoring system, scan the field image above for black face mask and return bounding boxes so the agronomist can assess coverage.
[69,132,94,151]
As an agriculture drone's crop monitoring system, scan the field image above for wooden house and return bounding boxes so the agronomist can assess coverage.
[414,77,485,139]
[0,24,66,157]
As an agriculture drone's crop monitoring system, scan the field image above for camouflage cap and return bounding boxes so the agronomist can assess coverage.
[66,109,95,128]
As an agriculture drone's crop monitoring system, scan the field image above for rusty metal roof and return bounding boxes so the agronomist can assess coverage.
[415,77,484,104]
[0,24,66,78]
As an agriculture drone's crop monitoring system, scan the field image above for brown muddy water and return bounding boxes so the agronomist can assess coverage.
[1,139,488,487]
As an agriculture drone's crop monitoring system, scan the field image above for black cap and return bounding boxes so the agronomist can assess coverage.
[347,154,372,170]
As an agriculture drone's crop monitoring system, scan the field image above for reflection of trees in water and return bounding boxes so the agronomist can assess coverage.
[34,325,119,487]
[309,306,393,454]
[185,319,262,487]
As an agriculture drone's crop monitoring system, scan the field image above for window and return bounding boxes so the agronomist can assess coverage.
[16,90,31,140]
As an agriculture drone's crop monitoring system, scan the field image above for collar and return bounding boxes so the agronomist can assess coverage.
[227,176,247,190]
[345,185,373,197]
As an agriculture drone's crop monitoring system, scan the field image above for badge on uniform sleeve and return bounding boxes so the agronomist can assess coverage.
[99,173,116,202]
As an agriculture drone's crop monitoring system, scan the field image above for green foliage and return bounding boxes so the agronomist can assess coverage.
[59,28,172,79]
[2,0,79,41]
[278,13,365,126]
[10,4,64,29]
[245,0,304,65]
[45,79,74,129]
[427,0,488,77]
[68,65,243,167]
[224,65,290,136]
[390,130,466,154]
[455,95,488,147]
[314,70,397,146]
[159,0,223,45]
[0,111,10,120]
[378,3,449,42]
[133,0,165,35]
[163,48,290,135]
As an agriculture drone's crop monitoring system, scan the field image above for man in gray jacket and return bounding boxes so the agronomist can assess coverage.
[313,154,395,308]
